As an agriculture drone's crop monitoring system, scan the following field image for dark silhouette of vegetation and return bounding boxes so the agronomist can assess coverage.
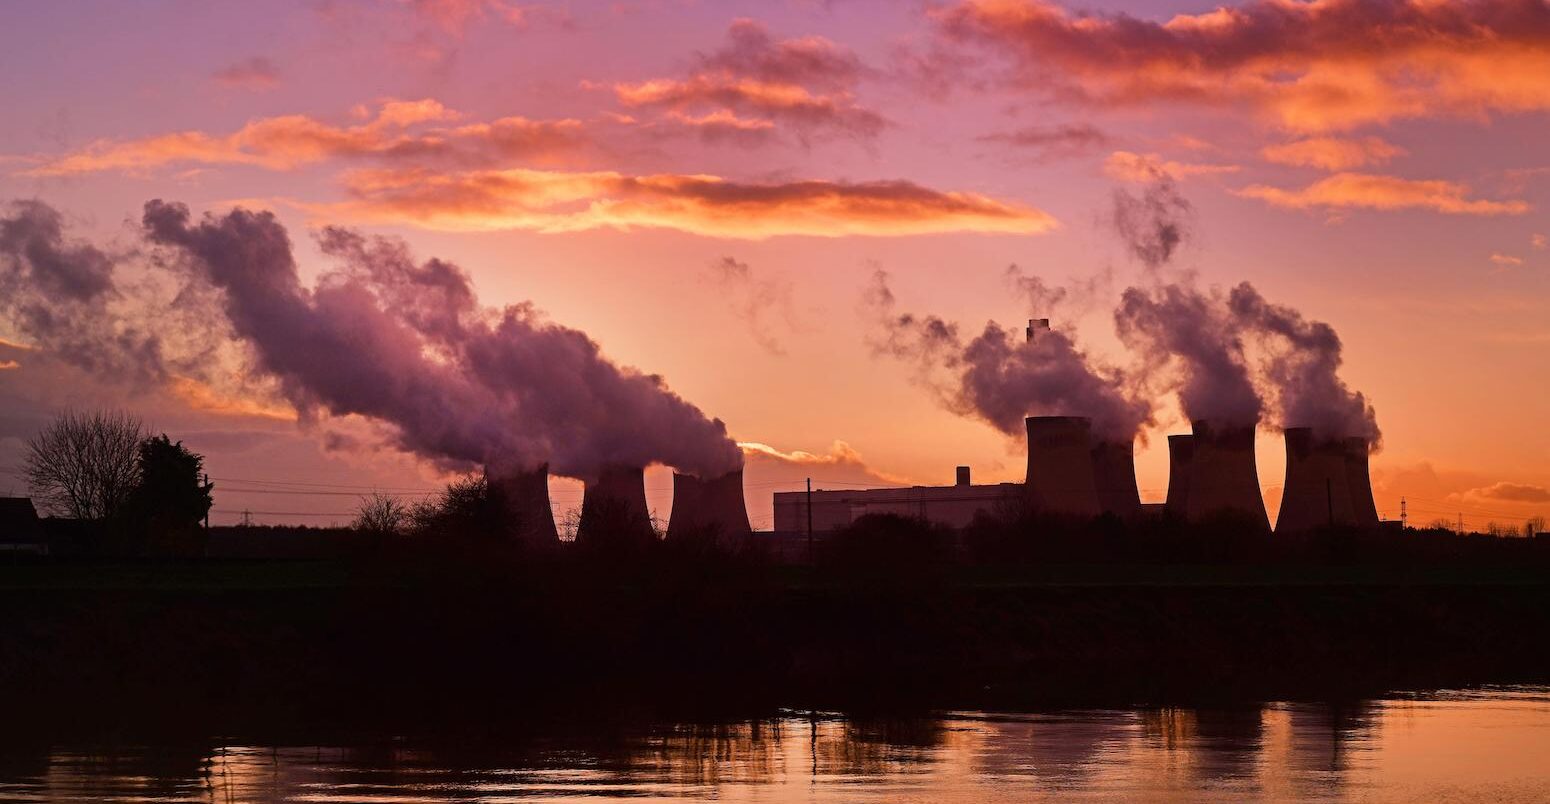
[352,492,408,537]
[24,409,143,520]
[405,474,502,540]
[118,435,214,556]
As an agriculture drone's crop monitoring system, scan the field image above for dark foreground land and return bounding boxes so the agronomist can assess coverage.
[2,546,1548,741]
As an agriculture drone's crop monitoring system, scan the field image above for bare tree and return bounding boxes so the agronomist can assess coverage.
[352,492,408,536]
[1523,516,1546,539]
[25,409,144,519]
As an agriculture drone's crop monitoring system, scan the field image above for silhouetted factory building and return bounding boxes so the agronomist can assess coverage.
[773,467,1020,533]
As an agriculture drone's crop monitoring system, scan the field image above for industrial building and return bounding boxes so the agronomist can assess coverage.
[773,467,1021,533]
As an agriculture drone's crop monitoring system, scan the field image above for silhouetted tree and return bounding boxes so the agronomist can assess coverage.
[24,409,143,519]
[408,474,500,538]
[353,492,408,536]
[125,435,214,529]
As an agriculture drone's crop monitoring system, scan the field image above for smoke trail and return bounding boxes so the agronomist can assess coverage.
[865,269,1150,440]
[139,200,741,479]
[1114,283,1261,427]
[1228,282,1380,446]
[1109,168,1192,271]
[707,256,798,356]
[0,200,167,381]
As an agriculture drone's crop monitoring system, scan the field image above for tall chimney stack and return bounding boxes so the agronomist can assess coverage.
[1025,416,1102,518]
[1026,318,1050,343]
[956,466,972,487]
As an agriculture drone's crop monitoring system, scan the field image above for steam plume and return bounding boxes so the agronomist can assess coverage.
[1228,282,1380,446]
[141,200,741,479]
[866,269,1150,440]
[1114,284,1261,427]
[0,200,167,381]
[1110,168,1192,270]
[708,256,798,356]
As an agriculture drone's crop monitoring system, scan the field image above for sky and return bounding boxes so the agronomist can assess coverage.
[0,0,1547,532]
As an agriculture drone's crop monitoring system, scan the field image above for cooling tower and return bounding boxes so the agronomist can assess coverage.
[575,464,655,548]
[1164,434,1194,517]
[1275,428,1357,533]
[1090,439,1142,521]
[1342,437,1380,528]
[1025,416,1102,518]
[486,462,559,544]
[1184,420,1270,530]
[666,468,751,547]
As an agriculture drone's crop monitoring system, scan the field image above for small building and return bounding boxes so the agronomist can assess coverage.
[772,466,1021,534]
[0,497,48,555]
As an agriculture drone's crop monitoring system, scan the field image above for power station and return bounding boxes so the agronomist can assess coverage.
[485,317,1384,543]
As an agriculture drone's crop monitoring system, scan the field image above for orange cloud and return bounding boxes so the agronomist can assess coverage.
[1237,173,1530,216]
[22,100,584,176]
[167,376,297,421]
[1490,253,1524,266]
[315,166,1057,238]
[936,0,1550,132]
[1261,137,1406,171]
[611,19,885,144]
[1104,150,1239,182]
[739,440,911,486]
[0,360,19,371]
[1534,233,1547,250]
[1464,482,1550,504]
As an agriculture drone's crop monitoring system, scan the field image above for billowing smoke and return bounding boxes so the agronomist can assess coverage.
[1228,282,1380,446]
[1114,284,1261,428]
[1110,170,1192,271]
[138,200,742,480]
[866,269,1150,440]
[0,200,167,381]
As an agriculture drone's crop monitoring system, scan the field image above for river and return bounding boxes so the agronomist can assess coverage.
[3,687,1547,801]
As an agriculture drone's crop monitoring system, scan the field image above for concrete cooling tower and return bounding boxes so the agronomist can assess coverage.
[1183,420,1270,530]
[486,463,559,544]
[666,469,751,547]
[1025,416,1102,518]
[576,464,655,548]
[1343,437,1380,528]
[1164,434,1194,518]
[1090,440,1142,521]
[1276,428,1357,533]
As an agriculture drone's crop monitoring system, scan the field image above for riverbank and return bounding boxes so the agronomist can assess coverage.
[2,554,1547,737]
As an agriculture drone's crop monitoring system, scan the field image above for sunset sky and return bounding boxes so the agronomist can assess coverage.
[1,0,1547,531]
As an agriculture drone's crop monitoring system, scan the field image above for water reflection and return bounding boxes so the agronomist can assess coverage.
[1,689,1547,801]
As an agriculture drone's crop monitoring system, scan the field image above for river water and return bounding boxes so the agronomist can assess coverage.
[3,688,1548,802]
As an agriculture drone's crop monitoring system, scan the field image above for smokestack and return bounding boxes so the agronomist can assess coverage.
[1165,434,1194,517]
[486,463,559,544]
[1342,437,1380,528]
[1090,439,1142,521]
[1026,318,1050,343]
[576,464,655,549]
[666,468,751,547]
[1025,416,1102,518]
[1184,420,1270,530]
[956,466,972,486]
[1275,428,1356,533]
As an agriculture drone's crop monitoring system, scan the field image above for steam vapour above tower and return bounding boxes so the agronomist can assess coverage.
[866,269,1151,440]
[141,200,741,480]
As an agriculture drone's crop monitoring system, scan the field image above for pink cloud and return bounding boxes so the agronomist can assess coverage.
[935,0,1550,132]
[1238,173,1530,216]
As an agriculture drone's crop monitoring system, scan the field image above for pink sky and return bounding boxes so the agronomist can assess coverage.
[1,0,1546,531]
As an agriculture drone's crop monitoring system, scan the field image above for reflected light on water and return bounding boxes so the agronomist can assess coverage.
[2,688,1548,802]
